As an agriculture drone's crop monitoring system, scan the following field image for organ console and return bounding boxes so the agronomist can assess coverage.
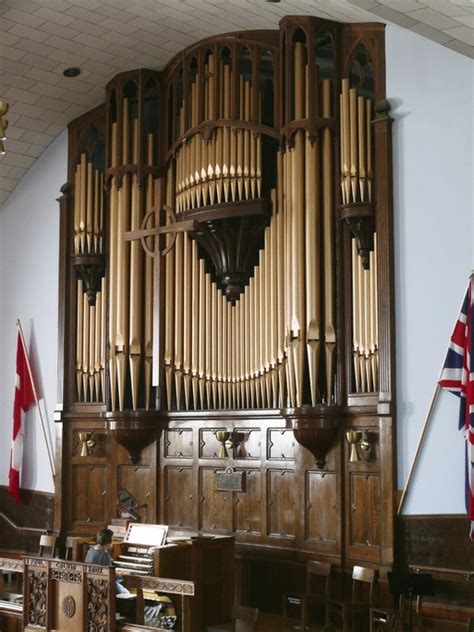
[55,13,396,621]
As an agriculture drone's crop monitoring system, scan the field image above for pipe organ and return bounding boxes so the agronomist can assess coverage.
[56,16,396,603]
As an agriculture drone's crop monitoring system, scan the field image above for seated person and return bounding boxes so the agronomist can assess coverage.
[85,528,130,595]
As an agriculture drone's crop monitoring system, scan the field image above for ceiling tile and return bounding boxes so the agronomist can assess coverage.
[454,14,474,26]
[443,24,474,44]
[370,4,418,26]
[443,38,474,55]
[419,0,471,16]
[408,7,459,29]
[409,21,455,42]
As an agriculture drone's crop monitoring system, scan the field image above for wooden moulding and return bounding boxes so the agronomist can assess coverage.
[105,412,163,464]
[72,254,105,306]
[282,407,341,468]
[338,202,375,270]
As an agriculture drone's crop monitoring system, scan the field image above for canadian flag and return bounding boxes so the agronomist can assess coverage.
[9,332,35,503]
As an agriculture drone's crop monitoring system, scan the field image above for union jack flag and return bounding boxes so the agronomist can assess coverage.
[438,277,474,540]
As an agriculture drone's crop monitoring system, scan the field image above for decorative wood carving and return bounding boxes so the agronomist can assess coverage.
[86,578,110,631]
[165,428,193,458]
[107,415,159,464]
[338,203,375,269]
[184,199,270,300]
[283,408,341,468]
[72,254,106,306]
[27,571,47,628]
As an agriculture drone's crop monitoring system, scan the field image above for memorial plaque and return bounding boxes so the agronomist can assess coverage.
[216,467,246,492]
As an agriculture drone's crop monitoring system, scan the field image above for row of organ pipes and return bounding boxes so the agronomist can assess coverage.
[73,152,106,401]
[176,53,262,213]
[107,99,155,411]
[72,38,380,410]
[73,153,104,255]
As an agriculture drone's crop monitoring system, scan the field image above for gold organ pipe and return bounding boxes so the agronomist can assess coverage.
[76,280,84,400]
[244,286,250,408]
[243,80,251,199]
[254,265,261,408]
[86,161,93,253]
[305,129,320,407]
[216,281,223,408]
[174,232,184,410]
[82,281,90,402]
[248,276,255,408]
[211,280,217,408]
[198,259,206,408]
[270,191,278,407]
[341,79,350,204]
[223,63,231,202]
[276,153,286,407]
[205,272,212,408]
[100,278,106,401]
[367,99,373,200]
[191,240,199,408]
[93,168,100,253]
[74,164,80,253]
[358,95,367,202]
[165,167,176,408]
[129,119,142,411]
[351,239,360,393]
[357,249,366,392]
[284,147,295,408]
[183,234,192,410]
[89,302,96,401]
[79,153,86,252]
[349,88,358,202]
[291,40,307,409]
[94,284,101,400]
[220,296,229,408]
[258,247,266,406]
[230,127,237,201]
[322,79,335,404]
[108,122,118,410]
[144,134,154,409]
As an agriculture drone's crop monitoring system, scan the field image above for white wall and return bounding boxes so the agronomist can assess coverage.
[0,28,472,512]
[0,130,67,494]
[387,26,473,513]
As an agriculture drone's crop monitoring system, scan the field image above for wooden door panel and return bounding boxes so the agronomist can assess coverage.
[71,465,107,525]
[234,469,261,535]
[267,469,296,539]
[199,468,232,532]
[164,465,193,528]
[305,471,337,544]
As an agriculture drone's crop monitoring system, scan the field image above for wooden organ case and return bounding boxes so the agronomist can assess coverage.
[55,16,395,616]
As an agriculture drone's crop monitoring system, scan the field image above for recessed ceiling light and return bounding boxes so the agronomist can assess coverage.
[266,0,281,2]
[63,67,81,78]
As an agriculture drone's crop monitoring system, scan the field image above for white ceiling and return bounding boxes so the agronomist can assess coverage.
[0,0,473,206]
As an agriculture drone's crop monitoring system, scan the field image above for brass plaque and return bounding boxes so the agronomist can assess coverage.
[216,468,245,492]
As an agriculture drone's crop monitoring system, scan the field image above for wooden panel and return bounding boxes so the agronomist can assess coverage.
[199,429,229,459]
[164,429,193,458]
[233,429,261,459]
[71,465,107,525]
[267,469,296,539]
[164,466,193,528]
[234,469,261,535]
[117,464,151,522]
[199,468,232,532]
[349,472,380,550]
[0,485,53,553]
[267,429,295,461]
[305,471,337,544]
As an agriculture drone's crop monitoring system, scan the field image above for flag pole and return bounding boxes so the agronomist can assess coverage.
[398,270,474,515]
[397,382,441,515]
[16,319,56,481]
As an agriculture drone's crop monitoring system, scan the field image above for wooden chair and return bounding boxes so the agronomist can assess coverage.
[370,574,398,631]
[231,605,259,632]
[326,565,378,632]
[38,534,57,558]
[282,560,332,630]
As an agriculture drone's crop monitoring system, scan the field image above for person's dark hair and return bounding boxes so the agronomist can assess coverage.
[96,528,113,546]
